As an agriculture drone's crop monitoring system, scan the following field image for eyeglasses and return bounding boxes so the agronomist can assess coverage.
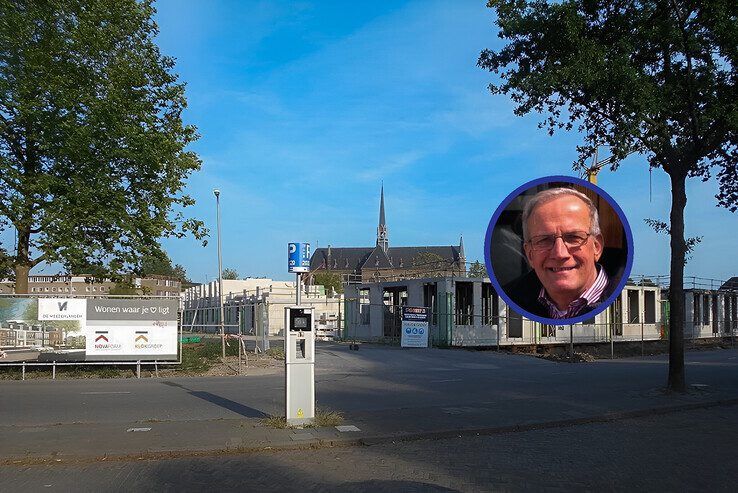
[527,231,592,251]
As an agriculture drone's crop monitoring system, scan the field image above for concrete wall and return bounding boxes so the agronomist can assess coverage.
[346,277,665,347]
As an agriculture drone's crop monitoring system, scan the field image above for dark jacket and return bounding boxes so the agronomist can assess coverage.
[503,268,621,319]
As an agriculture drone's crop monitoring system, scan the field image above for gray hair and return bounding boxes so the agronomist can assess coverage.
[521,187,601,241]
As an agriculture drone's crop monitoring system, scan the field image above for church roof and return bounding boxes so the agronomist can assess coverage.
[311,245,462,272]
[309,186,464,274]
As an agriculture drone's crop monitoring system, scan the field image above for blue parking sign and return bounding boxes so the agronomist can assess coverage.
[288,242,311,273]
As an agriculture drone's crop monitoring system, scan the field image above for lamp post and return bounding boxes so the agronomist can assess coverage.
[214,189,226,359]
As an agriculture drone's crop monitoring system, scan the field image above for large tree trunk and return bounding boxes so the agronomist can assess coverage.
[13,227,31,294]
[14,264,30,294]
[667,171,688,392]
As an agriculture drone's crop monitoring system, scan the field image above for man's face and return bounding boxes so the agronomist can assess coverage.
[523,195,603,305]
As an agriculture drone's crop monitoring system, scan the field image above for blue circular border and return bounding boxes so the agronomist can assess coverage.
[483,175,634,326]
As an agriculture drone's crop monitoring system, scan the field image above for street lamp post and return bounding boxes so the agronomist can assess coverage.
[214,189,226,359]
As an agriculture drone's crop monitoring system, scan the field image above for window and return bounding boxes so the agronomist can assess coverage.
[423,283,437,324]
[703,294,710,325]
[693,293,701,324]
[455,282,473,325]
[541,324,555,337]
[627,290,640,323]
[507,307,523,338]
[482,283,499,326]
[644,291,656,324]
[359,288,370,324]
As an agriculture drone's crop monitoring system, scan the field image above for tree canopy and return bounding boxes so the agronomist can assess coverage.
[140,251,190,283]
[479,0,737,391]
[221,268,239,280]
[0,0,206,293]
[312,271,344,295]
[468,260,488,279]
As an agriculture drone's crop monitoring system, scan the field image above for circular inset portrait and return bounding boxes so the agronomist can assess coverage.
[484,176,633,325]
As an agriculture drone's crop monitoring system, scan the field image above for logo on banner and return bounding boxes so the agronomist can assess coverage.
[38,298,86,321]
[134,331,162,350]
[93,331,120,350]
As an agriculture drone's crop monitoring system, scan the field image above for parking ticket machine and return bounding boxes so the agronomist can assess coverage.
[284,306,315,426]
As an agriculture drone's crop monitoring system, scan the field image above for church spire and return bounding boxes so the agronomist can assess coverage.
[377,184,388,252]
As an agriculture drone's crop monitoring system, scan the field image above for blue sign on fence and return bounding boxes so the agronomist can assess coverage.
[288,242,311,273]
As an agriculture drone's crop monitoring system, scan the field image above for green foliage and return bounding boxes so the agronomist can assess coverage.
[179,339,239,373]
[480,0,737,391]
[0,0,207,291]
[108,280,143,295]
[222,268,239,280]
[141,251,190,283]
[468,260,488,279]
[479,0,736,189]
[312,271,344,294]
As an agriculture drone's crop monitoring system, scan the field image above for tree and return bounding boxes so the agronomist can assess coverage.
[140,251,190,283]
[0,0,206,294]
[312,271,344,295]
[222,268,239,280]
[479,0,736,392]
[108,280,150,296]
[412,252,451,277]
[468,260,488,279]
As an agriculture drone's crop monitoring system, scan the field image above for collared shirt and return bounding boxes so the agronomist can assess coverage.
[538,265,609,319]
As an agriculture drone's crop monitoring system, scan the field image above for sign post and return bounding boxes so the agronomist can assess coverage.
[286,243,314,426]
[401,306,430,348]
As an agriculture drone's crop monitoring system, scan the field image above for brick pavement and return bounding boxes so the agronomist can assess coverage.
[3,405,737,492]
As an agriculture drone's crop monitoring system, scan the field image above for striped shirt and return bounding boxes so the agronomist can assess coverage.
[538,265,609,319]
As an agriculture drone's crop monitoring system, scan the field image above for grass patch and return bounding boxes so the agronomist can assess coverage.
[261,409,344,429]
[262,415,289,429]
[312,409,344,427]
[179,339,241,373]
[266,347,284,360]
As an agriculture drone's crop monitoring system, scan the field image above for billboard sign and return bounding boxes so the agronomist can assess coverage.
[85,299,179,361]
[401,306,429,348]
[288,242,311,273]
[0,297,179,363]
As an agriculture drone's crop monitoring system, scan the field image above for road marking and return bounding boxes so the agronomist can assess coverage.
[431,379,463,383]
[81,391,131,395]
[336,425,361,432]
[126,427,151,432]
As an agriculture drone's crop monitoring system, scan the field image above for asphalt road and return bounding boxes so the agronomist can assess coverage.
[2,343,738,429]
[3,405,737,492]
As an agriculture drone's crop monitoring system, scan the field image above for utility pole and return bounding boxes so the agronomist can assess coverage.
[214,189,226,359]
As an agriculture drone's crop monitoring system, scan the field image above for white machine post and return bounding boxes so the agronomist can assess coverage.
[284,305,315,426]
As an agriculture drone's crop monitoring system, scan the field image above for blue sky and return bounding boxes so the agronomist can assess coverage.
[89,0,738,282]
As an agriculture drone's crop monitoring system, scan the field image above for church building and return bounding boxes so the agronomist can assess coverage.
[308,186,466,284]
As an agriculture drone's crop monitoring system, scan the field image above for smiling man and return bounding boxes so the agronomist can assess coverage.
[504,187,614,320]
